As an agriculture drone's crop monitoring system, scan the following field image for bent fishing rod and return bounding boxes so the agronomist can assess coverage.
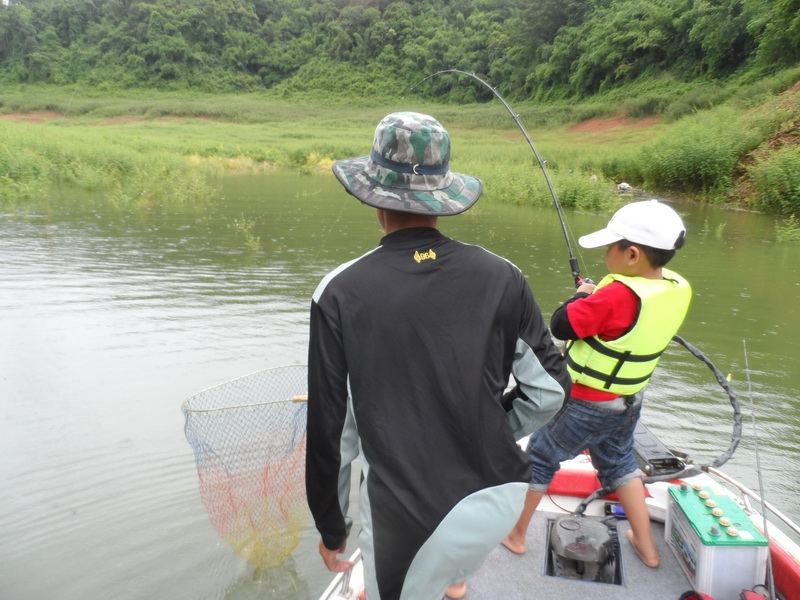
[410,69,743,509]
[408,69,587,286]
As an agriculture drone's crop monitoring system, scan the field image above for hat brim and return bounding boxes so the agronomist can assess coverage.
[578,228,624,248]
[332,156,482,216]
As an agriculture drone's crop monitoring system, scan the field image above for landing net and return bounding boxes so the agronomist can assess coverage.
[182,365,308,569]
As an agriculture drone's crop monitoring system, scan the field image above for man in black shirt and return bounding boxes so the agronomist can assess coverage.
[307,112,570,600]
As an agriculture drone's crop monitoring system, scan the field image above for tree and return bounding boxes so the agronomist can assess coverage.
[750,0,800,69]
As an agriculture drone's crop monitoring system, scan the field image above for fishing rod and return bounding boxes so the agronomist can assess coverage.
[408,69,587,286]
[409,69,745,514]
[743,339,776,600]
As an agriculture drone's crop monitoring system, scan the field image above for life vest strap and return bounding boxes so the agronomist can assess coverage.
[581,336,666,362]
[566,354,653,389]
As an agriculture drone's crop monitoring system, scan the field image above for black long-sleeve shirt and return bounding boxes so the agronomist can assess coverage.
[306,227,569,599]
[550,291,590,340]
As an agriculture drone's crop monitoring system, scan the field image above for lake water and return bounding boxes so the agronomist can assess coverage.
[2,171,798,599]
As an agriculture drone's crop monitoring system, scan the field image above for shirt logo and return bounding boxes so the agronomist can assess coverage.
[413,249,437,263]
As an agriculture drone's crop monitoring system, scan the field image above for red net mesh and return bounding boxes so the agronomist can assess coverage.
[183,365,309,569]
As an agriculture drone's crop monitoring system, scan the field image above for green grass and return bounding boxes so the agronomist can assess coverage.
[599,90,797,202]
[0,88,626,213]
[776,215,800,242]
[1,72,798,216]
[751,146,800,215]
[600,106,762,195]
[0,117,215,213]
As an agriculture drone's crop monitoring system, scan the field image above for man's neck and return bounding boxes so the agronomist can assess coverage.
[378,209,438,234]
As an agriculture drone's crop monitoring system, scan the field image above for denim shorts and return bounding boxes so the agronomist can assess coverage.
[526,396,643,492]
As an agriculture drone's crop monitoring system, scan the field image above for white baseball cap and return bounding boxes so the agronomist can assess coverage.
[578,199,686,250]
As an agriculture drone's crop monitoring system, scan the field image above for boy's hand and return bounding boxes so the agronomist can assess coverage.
[577,282,596,295]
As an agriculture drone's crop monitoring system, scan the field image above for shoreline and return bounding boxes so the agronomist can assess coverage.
[1,85,798,220]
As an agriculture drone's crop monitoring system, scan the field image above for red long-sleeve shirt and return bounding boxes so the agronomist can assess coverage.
[550,281,640,400]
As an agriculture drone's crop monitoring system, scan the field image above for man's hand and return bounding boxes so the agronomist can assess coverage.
[319,540,354,572]
[577,282,596,295]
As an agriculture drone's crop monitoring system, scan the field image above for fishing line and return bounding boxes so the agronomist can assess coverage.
[408,69,589,286]
[743,339,776,600]
[573,336,744,515]
[408,70,744,516]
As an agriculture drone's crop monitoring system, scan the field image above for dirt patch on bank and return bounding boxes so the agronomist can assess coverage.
[102,115,217,124]
[735,116,800,172]
[97,115,149,125]
[0,111,63,123]
[568,115,660,133]
[0,112,220,125]
[77,115,208,125]
[742,84,800,162]
[732,83,800,205]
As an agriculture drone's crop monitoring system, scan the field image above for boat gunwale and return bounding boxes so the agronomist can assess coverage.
[706,466,800,538]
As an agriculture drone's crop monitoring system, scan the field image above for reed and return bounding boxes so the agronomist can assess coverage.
[0,118,216,212]
[776,215,800,243]
[1,78,797,216]
[231,216,262,252]
[0,94,625,212]
[750,147,800,216]
[599,100,794,201]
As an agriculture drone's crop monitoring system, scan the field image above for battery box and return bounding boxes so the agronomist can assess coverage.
[665,484,768,600]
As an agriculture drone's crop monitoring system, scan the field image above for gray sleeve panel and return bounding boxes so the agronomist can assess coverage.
[338,383,379,600]
[399,482,528,600]
[312,246,381,303]
[337,388,360,532]
[356,453,381,600]
[507,337,566,440]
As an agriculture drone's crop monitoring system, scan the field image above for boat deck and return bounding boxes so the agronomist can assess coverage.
[321,468,800,600]
[468,510,691,600]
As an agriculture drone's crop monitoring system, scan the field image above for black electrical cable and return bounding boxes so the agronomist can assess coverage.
[407,69,744,517]
[573,335,743,515]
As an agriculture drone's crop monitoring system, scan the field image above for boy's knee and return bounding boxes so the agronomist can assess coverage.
[605,470,641,491]
[528,482,550,493]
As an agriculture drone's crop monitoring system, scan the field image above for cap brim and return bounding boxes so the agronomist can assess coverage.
[578,228,624,248]
[332,156,482,216]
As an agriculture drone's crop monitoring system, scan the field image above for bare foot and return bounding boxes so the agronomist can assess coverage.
[501,534,527,555]
[445,582,467,599]
[625,529,660,568]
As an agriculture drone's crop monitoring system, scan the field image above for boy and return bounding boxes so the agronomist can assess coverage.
[502,199,691,568]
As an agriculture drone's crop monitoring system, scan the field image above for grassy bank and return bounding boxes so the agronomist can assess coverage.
[0,116,214,213]
[0,89,625,213]
[1,71,798,218]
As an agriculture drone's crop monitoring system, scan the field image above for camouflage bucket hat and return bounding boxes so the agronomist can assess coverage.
[332,112,483,216]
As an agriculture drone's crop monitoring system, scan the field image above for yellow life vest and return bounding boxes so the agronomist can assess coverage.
[566,268,692,395]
